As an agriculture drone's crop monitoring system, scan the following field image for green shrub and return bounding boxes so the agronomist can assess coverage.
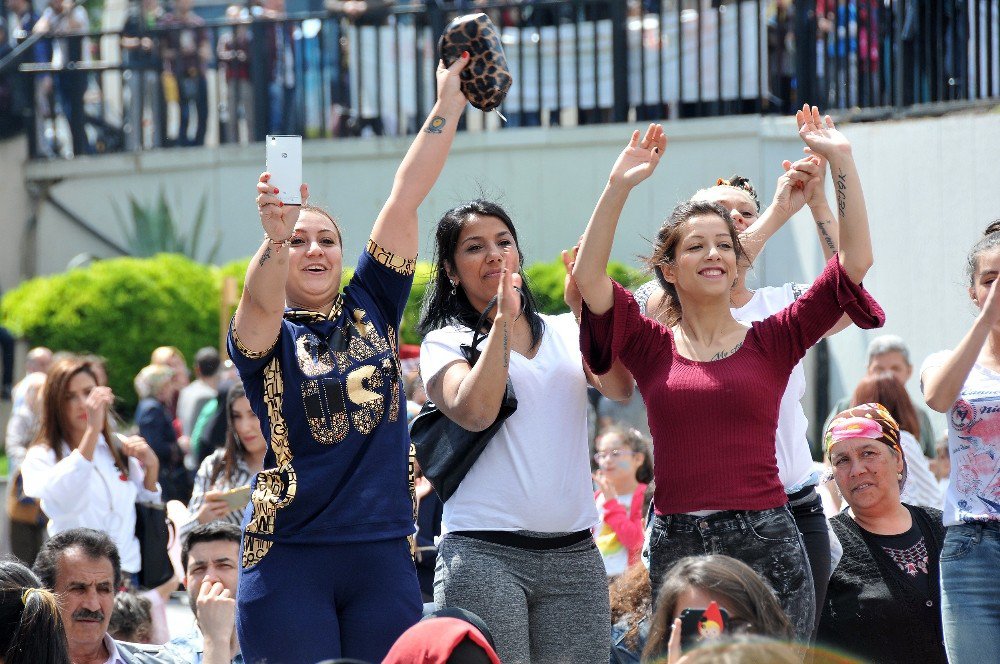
[1,254,220,413]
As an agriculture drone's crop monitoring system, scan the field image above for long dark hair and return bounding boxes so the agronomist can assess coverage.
[0,559,71,664]
[211,383,250,487]
[642,200,747,327]
[32,357,128,475]
[642,555,793,661]
[418,199,544,349]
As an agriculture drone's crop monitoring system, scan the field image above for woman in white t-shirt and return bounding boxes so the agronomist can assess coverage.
[21,356,161,581]
[418,200,633,664]
[921,222,1000,664]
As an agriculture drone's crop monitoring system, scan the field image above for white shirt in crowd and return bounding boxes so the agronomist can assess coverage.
[898,430,943,509]
[921,351,1000,527]
[420,313,599,533]
[21,434,161,573]
[731,283,818,494]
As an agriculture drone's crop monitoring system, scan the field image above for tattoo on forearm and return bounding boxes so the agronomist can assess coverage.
[425,116,446,134]
[258,246,272,267]
[502,323,509,368]
[835,170,848,220]
[815,219,838,252]
[711,342,743,361]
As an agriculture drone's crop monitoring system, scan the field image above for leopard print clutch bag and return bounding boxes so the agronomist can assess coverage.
[438,13,513,113]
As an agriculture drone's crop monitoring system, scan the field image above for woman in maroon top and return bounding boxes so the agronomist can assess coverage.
[572,106,884,641]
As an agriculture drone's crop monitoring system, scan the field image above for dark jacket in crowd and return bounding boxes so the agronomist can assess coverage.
[819,505,948,664]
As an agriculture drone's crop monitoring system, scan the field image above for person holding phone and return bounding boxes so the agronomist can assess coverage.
[181,383,264,539]
[20,356,161,584]
[642,555,794,662]
[228,53,471,664]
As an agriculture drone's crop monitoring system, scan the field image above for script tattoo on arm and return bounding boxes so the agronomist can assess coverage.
[424,116,446,134]
[815,219,837,252]
[711,342,744,361]
[502,322,509,368]
[835,170,848,221]
[258,245,272,267]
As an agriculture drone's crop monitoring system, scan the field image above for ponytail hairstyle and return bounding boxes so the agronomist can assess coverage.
[0,559,71,664]
[418,199,545,349]
[596,425,653,484]
[967,219,1000,287]
[642,200,746,327]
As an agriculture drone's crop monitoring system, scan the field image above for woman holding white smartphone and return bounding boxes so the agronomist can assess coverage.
[227,53,471,664]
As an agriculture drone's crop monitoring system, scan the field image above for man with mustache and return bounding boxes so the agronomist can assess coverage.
[33,528,165,663]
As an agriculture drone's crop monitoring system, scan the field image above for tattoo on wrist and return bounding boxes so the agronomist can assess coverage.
[835,169,848,220]
[815,220,837,252]
[258,246,272,267]
[711,342,743,361]
[502,323,509,368]
[425,116,446,134]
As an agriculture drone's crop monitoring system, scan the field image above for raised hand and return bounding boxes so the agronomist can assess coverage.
[980,278,1000,329]
[771,156,822,220]
[256,172,309,243]
[197,579,236,644]
[121,435,159,472]
[495,251,523,321]
[436,52,471,114]
[84,386,114,430]
[592,470,618,501]
[608,123,667,189]
[562,243,582,316]
[796,104,851,160]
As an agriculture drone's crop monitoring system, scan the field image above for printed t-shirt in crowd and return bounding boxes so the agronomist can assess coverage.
[920,351,1000,527]
[420,313,599,533]
[582,255,884,515]
[228,243,414,567]
[732,283,818,493]
[898,430,944,509]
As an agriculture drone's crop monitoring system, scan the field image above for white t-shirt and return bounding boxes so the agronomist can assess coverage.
[420,313,599,533]
[898,430,944,509]
[732,283,817,493]
[21,435,161,573]
[921,351,1000,527]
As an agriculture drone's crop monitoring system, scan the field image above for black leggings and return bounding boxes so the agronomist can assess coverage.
[789,487,832,635]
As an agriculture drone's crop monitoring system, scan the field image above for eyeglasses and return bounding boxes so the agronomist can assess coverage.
[594,449,634,463]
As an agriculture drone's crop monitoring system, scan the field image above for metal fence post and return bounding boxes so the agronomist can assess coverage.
[794,0,816,106]
[610,0,629,123]
[250,19,269,142]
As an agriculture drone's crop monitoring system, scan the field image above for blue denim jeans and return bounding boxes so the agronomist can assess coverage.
[940,521,1000,663]
[648,505,815,641]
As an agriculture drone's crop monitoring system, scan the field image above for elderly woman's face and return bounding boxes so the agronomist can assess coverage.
[830,438,904,512]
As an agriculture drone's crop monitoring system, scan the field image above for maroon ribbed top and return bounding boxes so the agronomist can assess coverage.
[581,256,884,515]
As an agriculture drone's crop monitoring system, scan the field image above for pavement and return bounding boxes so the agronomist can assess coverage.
[164,591,197,641]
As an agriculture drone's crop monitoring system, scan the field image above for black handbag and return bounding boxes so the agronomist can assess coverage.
[412,296,518,502]
[134,501,174,589]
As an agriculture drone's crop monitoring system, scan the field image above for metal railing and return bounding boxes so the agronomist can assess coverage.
[1,0,997,159]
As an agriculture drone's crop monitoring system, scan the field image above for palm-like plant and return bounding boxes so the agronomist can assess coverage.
[113,189,221,264]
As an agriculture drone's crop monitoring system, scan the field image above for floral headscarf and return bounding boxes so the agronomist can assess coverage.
[824,402,903,459]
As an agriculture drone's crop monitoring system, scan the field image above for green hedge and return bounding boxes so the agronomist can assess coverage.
[1,254,645,411]
[1,254,219,413]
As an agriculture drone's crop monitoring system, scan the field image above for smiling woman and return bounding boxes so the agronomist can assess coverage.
[570,109,883,641]
[226,53,473,664]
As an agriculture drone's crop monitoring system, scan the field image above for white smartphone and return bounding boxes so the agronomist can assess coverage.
[265,135,302,205]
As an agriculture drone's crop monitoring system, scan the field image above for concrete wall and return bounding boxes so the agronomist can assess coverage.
[0,136,33,288]
[18,110,1000,440]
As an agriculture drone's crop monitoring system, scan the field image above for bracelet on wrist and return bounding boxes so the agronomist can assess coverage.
[265,232,293,248]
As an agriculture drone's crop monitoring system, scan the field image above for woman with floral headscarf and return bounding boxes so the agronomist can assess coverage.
[817,403,947,664]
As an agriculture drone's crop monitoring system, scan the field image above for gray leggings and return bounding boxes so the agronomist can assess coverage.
[434,532,611,664]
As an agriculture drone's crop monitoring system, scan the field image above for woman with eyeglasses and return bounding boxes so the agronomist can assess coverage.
[592,425,653,578]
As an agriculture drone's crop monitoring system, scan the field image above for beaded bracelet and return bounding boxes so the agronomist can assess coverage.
[265,233,294,248]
